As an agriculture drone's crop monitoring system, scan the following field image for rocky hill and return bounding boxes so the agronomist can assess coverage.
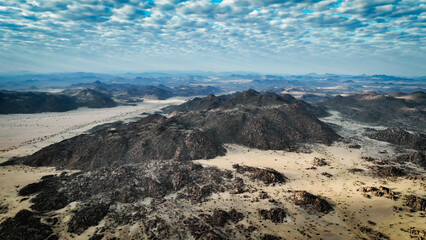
[0,91,79,114]
[4,90,339,170]
[323,91,426,133]
[0,89,118,114]
[368,127,426,151]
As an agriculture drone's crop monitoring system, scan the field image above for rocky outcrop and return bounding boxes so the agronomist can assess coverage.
[404,195,426,212]
[313,157,328,167]
[368,127,426,150]
[72,88,118,108]
[359,226,389,240]
[67,202,110,234]
[324,91,426,133]
[358,186,399,200]
[16,114,225,170]
[258,208,287,223]
[0,210,58,240]
[292,191,333,214]
[396,151,426,169]
[370,166,406,178]
[232,164,286,184]
[0,91,78,114]
[204,209,244,227]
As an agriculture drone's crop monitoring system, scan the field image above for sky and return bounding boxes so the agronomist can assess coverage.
[0,0,425,76]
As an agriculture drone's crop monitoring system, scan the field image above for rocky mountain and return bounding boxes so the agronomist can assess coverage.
[0,91,79,114]
[72,88,118,108]
[323,91,426,133]
[368,127,426,151]
[5,90,338,170]
[0,89,117,114]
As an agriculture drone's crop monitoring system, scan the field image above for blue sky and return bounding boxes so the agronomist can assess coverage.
[0,0,425,76]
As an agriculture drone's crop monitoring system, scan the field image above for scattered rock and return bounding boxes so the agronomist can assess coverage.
[204,209,244,227]
[321,172,333,178]
[359,226,389,240]
[232,164,286,184]
[404,195,426,211]
[348,168,365,174]
[396,151,426,169]
[258,208,287,223]
[370,166,406,178]
[358,186,399,200]
[261,234,282,240]
[313,157,328,167]
[408,228,426,239]
[292,191,333,214]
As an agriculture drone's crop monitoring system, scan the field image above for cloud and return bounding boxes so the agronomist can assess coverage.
[0,0,424,75]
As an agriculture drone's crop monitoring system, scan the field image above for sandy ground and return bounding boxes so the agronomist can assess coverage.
[0,98,186,163]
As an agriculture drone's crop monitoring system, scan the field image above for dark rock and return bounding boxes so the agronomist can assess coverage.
[232,164,286,184]
[258,208,287,223]
[261,234,282,240]
[359,226,389,240]
[324,92,426,133]
[68,202,110,234]
[408,228,426,239]
[184,217,224,240]
[396,151,426,169]
[205,209,244,227]
[19,115,225,170]
[358,186,399,200]
[370,166,406,178]
[293,191,333,214]
[0,210,57,240]
[369,127,426,151]
[321,172,333,178]
[313,157,328,167]
[348,168,365,174]
[404,195,426,211]
[0,204,8,214]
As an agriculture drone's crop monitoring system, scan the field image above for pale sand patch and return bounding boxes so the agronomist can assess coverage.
[0,165,62,222]
[0,98,186,163]
[195,143,425,239]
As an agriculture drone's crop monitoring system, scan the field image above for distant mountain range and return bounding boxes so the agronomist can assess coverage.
[0,82,221,114]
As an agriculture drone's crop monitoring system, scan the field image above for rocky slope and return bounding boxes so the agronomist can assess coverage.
[323,91,426,133]
[0,91,79,114]
[368,127,426,151]
[4,90,338,170]
[0,89,117,114]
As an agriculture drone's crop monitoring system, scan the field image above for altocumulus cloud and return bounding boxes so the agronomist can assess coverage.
[0,0,424,75]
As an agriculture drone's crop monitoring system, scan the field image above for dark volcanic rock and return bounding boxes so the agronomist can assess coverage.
[68,202,110,234]
[324,91,426,133]
[404,195,426,211]
[258,208,287,223]
[174,97,339,151]
[396,151,426,169]
[370,166,406,178]
[313,157,328,167]
[0,91,78,114]
[293,191,333,214]
[72,88,118,108]
[18,114,225,170]
[358,186,399,200]
[232,164,286,184]
[205,209,244,227]
[368,127,426,150]
[261,234,282,240]
[18,162,235,212]
[0,210,58,240]
[408,228,426,239]
[184,217,225,240]
[359,226,389,240]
